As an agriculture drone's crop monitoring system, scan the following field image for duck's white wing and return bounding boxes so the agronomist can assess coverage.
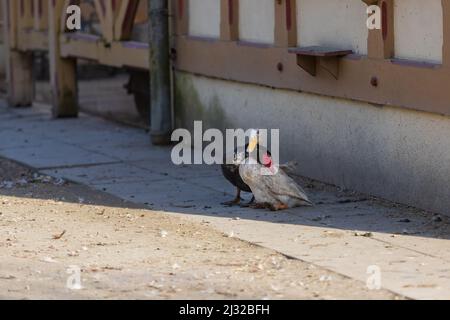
[260,168,312,204]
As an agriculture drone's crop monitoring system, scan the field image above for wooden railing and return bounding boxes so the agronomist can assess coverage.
[1,0,149,117]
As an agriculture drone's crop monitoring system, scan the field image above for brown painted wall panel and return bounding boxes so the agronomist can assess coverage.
[175,36,450,116]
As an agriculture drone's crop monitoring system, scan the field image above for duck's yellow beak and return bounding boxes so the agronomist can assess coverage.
[248,136,258,153]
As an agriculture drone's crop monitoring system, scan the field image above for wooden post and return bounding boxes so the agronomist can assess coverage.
[220,0,238,41]
[94,0,114,43]
[34,0,49,31]
[367,0,394,59]
[274,0,297,47]
[114,0,139,41]
[48,0,78,118]
[175,0,188,35]
[2,0,34,107]
[149,0,172,145]
[442,0,450,66]
[18,0,34,30]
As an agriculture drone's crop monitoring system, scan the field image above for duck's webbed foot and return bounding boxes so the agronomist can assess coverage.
[222,198,242,206]
[222,188,243,206]
[249,202,271,210]
[270,203,289,211]
[240,196,255,208]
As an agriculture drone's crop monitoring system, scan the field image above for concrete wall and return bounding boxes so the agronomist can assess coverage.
[297,0,368,55]
[394,0,443,63]
[175,71,450,214]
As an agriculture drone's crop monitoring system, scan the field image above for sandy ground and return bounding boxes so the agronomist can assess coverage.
[0,158,402,300]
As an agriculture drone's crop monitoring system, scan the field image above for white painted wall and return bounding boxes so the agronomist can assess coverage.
[394,0,443,63]
[188,0,221,38]
[239,0,275,44]
[176,71,450,215]
[297,0,368,55]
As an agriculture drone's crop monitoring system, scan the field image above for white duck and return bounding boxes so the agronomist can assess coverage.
[237,130,313,211]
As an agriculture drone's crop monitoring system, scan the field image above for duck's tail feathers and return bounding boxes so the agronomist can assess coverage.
[294,189,314,207]
[279,161,298,175]
[302,198,315,207]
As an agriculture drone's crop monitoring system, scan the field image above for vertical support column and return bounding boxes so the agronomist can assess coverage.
[114,0,139,40]
[274,0,297,47]
[104,0,114,43]
[34,0,49,31]
[18,0,34,30]
[175,0,188,35]
[149,0,172,144]
[2,0,34,107]
[93,0,114,43]
[367,0,394,59]
[49,0,78,118]
[442,0,450,66]
[220,0,238,41]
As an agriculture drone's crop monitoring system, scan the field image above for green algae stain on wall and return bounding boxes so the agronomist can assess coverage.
[174,72,229,132]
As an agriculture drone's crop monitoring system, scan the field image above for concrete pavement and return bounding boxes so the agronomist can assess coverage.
[1,100,450,300]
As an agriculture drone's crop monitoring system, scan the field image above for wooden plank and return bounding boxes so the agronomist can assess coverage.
[114,0,139,40]
[94,0,114,42]
[60,32,149,69]
[289,46,353,57]
[175,0,188,35]
[17,29,48,51]
[18,0,34,30]
[220,0,238,41]
[3,0,17,49]
[367,0,394,59]
[175,36,450,116]
[60,0,80,32]
[49,0,78,118]
[275,0,297,47]
[33,0,48,31]
[289,46,353,78]
[4,50,34,107]
[443,0,450,66]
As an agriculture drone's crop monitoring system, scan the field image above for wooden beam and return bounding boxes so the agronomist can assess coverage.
[94,0,114,42]
[60,0,80,32]
[175,0,188,35]
[18,0,34,30]
[175,36,449,117]
[289,46,353,78]
[220,0,238,41]
[49,0,78,118]
[60,33,149,69]
[4,50,34,107]
[3,0,17,49]
[2,0,34,107]
[367,0,394,59]
[33,0,48,31]
[114,0,139,40]
[274,0,297,47]
[17,29,48,51]
[442,0,450,66]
